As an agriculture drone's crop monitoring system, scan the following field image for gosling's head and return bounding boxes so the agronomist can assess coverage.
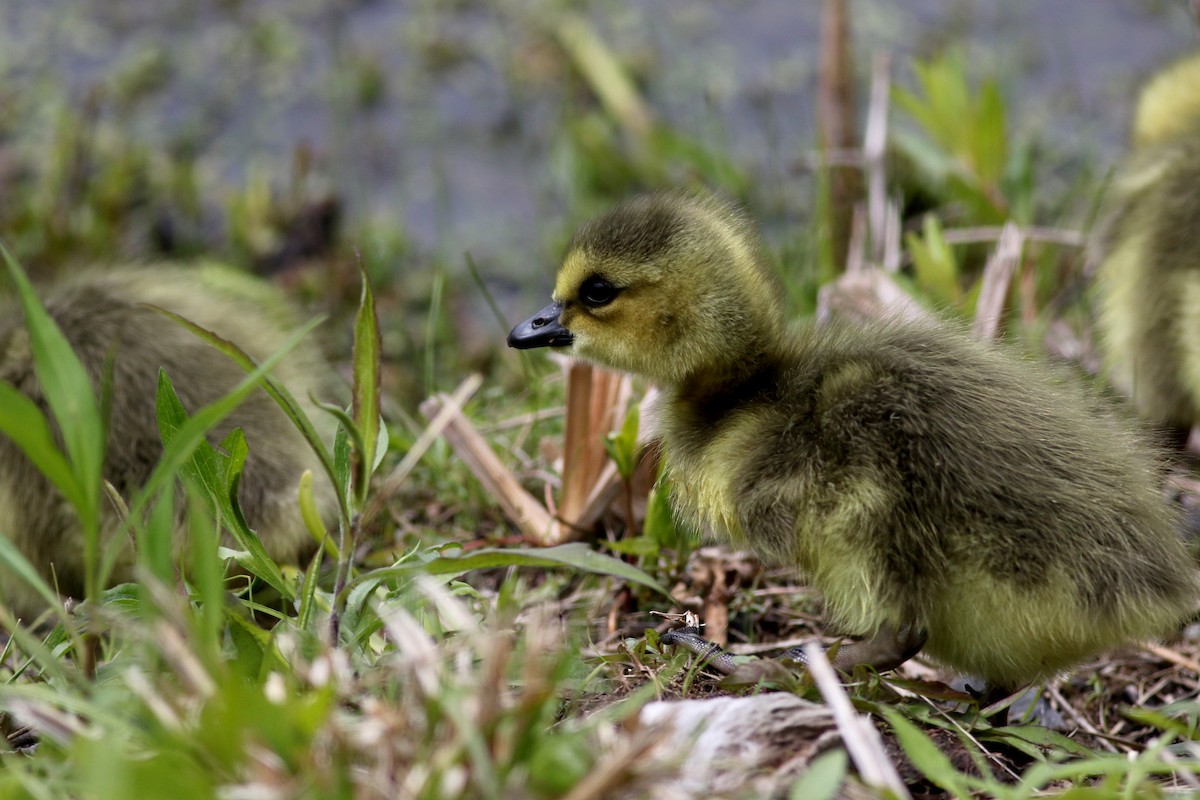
[1133,53,1200,148]
[508,192,785,387]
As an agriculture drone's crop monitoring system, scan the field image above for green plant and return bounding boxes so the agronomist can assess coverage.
[893,50,1033,225]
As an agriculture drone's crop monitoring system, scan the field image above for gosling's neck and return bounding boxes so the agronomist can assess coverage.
[674,343,780,402]
[657,299,779,401]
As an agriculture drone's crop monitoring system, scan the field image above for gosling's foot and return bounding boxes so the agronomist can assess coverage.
[660,622,927,677]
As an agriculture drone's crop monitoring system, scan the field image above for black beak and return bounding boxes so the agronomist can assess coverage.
[507,301,574,349]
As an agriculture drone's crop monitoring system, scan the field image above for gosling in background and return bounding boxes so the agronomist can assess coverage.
[510,192,1198,690]
[0,264,338,618]
[1094,53,1200,447]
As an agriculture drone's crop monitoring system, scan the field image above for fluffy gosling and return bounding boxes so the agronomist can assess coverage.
[0,264,338,618]
[1094,53,1200,444]
[510,192,1198,690]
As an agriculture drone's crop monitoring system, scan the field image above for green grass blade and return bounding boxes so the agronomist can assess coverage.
[0,244,104,518]
[0,536,69,625]
[296,546,325,630]
[881,707,977,797]
[184,494,224,665]
[347,543,669,597]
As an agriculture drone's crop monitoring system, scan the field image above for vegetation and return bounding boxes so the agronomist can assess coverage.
[0,4,1197,799]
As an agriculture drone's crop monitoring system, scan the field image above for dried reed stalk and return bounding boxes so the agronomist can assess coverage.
[817,0,862,271]
[558,362,629,526]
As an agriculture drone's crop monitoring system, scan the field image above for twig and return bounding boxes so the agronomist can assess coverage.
[972,222,1024,340]
[805,643,911,798]
[1145,643,1200,675]
[845,205,866,276]
[882,200,902,273]
[1159,747,1200,791]
[916,692,1021,782]
[559,364,627,525]
[478,406,564,434]
[941,226,1085,248]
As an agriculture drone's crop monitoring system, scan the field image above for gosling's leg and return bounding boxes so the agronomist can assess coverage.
[661,622,926,676]
[781,621,927,673]
[657,618,926,676]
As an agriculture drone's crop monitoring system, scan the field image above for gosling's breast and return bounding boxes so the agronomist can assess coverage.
[660,401,767,546]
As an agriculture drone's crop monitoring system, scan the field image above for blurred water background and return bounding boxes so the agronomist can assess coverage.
[0,0,1195,395]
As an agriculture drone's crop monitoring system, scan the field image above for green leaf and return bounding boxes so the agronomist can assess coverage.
[0,382,84,512]
[788,747,847,800]
[528,735,593,796]
[906,215,961,306]
[216,429,292,598]
[186,493,224,663]
[604,536,660,557]
[894,51,1012,223]
[140,478,176,587]
[880,706,975,796]
[296,546,325,631]
[643,483,679,550]
[1134,698,1200,738]
[333,423,352,508]
[1,245,107,605]
[226,610,270,679]
[148,305,346,525]
[132,315,324,521]
[153,370,292,599]
[604,404,640,480]
[298,469,335,558]
[351,267,382,505]
[988,724,1095,758]
[975,79,1008,184]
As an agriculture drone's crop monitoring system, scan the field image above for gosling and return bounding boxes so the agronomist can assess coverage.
[1094,53,1200,446]
[509,192,1198,690]
[0,264,338,619]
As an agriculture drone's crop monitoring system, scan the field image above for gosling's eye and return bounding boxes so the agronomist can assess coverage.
[580,276,620,308]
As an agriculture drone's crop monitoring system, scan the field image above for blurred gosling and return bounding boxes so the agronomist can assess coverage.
[510,192,1198,690]
[0,264,338,618]
[1094,52,1200,445]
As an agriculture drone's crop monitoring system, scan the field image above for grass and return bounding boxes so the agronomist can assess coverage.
[0,4,1198,798]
